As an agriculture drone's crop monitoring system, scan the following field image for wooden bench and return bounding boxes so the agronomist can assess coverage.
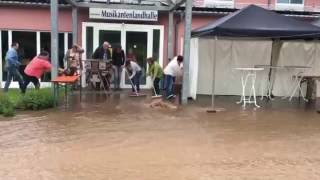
[51,75,81,106]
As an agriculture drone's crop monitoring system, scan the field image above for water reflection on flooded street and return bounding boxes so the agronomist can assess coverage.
[1,93,320,180]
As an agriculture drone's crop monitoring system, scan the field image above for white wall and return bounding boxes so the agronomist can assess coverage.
[196,38,272,96]
[273,41,320,97]
[189,38,199,99]
[193,39,320,98]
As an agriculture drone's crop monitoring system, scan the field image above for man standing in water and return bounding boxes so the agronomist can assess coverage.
[92,41,112,90]
[163,55,183,99]
[112,45,126,91]
[93,41,112,61]
[3,42,24,93]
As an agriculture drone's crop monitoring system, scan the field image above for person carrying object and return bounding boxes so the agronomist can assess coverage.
[3,42,24,93]
[163,55,183,99]
[92,41,112,61]
[62,44,84,76]
[125,60,142,93]
[23,51,52,93]
[92,42,112,90]
[147,57,163,96]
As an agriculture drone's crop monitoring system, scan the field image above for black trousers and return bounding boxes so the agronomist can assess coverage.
[153,77,161,95]
[23,74,40,93]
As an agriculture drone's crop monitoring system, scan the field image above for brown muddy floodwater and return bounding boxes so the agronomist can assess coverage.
[1,92,320,180]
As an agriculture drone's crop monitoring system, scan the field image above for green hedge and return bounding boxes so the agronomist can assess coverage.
[0,93,16,117]
[0,88,57,117]
[16,89,55,110]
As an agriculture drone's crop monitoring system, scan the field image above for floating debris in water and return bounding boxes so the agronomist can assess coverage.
[147,99,178,110]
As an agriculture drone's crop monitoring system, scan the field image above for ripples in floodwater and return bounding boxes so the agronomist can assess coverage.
[1,94,320,179]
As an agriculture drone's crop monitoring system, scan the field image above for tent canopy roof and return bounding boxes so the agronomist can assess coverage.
[192,5,320,39]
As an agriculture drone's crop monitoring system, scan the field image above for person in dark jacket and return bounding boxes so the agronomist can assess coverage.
[91,41,112,90]
[92,41,112,60]
[112,45,125,90]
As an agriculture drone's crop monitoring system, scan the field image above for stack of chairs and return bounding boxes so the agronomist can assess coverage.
[85,59,113,95]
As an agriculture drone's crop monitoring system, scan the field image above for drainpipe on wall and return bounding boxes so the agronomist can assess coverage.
[72,7,78,45]
[168,11,174,62]
[174,12,184,57]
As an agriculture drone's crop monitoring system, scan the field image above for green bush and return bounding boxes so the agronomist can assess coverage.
[0,93,15,117]
[17,89,55,110]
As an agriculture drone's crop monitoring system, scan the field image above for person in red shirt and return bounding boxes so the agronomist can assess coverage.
[22,51,52,93]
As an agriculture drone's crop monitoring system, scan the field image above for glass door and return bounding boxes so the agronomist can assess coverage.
[99,30,121,48]
[124,31,149,87]
[93,24,122,54]
[84,22,164,89]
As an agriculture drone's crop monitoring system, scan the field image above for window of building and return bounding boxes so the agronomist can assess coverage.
[276,0,304,11]
[1,31,8,81]
[68,33,72,49]
[153,29,160,62]
[86,27,94,59]
[12,31,37,80]
[40,32,66,82]
[277,0,303,4]
[58,33,65,69]
[40,32,50,53]
[40,32,72,82]
[40,32,51,82]
[2,30,72,86]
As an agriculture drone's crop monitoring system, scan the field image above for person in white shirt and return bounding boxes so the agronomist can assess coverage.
[163,55,183,99]
[125,60,142,93]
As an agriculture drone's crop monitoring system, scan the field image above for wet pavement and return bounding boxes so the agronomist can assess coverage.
[1,92,320,180]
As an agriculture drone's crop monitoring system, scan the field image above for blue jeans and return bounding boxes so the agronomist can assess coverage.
[113,65,122,89]
[4,66,24,92]
[153,77,161,95]
[131,71,142,92]
[164,74,175,97]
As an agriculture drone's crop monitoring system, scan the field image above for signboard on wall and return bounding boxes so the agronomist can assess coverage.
[89,8,158,21]
[203,0,234,8]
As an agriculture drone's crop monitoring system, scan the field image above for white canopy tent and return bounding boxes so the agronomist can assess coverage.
[189,5,320,110]
[189,38,320,100]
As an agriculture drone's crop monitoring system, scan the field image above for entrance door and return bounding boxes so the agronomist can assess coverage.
[99,30,121,48]
[83,22,163,89]
[124,30,150,87]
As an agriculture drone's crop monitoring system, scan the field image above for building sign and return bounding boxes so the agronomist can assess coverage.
[203,0,234,9]
[89,8,158,21]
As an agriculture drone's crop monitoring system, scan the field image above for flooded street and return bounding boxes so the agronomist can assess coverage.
[1,93,320,180]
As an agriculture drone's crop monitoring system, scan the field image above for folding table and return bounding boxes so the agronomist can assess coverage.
[254,65,285,100]
[282,66,311,102]
[51,75,81,106]
[234,67,264,108]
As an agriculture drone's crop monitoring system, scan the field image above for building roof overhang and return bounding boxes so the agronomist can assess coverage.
[0,0,319,18]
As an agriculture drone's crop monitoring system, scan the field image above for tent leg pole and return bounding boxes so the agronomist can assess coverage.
[207,36,225,113]
[212,38,216,109]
